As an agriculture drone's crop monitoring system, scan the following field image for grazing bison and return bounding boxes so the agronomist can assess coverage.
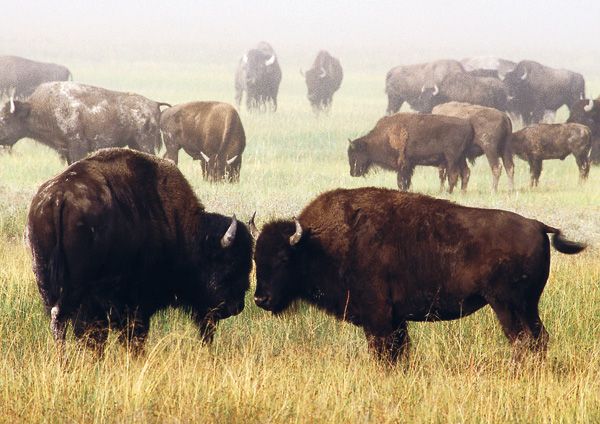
[347,113,473,193]
[460,56,516,80]
[301,50,343,112]
[432,102,514,191]
[0,55,72,99]
[385,60,465,114]
[567,99,600,163]
[161,101,245,182]
[235,42,282,112]
[0,81,169,164]
[419,72,508,113]
[508,123,591,187]
[253,187,585,363]
[27,148,253,353]
[503,60,585,125]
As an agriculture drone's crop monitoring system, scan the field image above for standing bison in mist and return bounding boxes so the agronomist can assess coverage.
[347,113,472,193]
[27,149,254,353]
[432,102,514,191]
[503,60,585,125]
[418,72,508,113]
[384,59,465,114]
[235,42,282,112]
[161,101,246,182]
[508,123,591,187]
[301,50,343,112]
[0,82,169,164]
[0,55,72,99]
[252,187,585,363]
[568,99,600,163]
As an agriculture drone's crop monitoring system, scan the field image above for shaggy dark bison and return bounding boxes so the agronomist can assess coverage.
[27,149,254,353]
[253,187,585,363]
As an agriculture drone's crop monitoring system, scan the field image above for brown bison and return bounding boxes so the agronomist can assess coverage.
[508,123,591,187]
[0,55,72,99]
[433,102,514,191]
[567,99,600,163]
[161,101,245,182]
[301,50,343,112]
[0,82,169,164]
[253,187,585,363]
[385,60,465,114]
[347,113,473,193]
[27,148,254,353]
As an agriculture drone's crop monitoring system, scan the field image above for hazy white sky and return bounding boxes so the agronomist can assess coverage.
[2,1,599,72]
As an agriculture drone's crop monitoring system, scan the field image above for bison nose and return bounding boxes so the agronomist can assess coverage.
[254,295,271,308]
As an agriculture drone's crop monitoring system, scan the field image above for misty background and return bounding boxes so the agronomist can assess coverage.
[2,1,599,86]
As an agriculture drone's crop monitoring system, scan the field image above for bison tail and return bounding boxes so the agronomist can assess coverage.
[543,225,586,254]
[47,197,67,308]
[157,102,172,110]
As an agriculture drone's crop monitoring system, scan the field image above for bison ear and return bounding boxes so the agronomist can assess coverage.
[289,217,303,246]
[221,215,237,248]
[248,211,260,240]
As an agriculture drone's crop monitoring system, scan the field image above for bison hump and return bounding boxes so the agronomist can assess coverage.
[388,126,409,150]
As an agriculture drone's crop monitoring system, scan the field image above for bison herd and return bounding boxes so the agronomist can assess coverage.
[0,47,594,364]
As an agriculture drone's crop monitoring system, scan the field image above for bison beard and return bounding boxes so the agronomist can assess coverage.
[27,148,254,354]
[253,187,585,363]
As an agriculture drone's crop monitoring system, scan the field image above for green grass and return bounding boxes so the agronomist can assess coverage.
[0,62,599,423]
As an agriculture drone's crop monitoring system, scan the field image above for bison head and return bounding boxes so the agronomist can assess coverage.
[199,151,240,183]
[502,65,529,99]
[199,214,254,322]
[0,98,31,146]
[254,219,304,314]
[347,138,371,176]
[243,49,277,89]
[416,84,442,113]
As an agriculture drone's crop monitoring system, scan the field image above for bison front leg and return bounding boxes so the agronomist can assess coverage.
[446,159,464,194]
[396,161,414,191]
[364,321,410,364]
[118,313,150,356]
[438,166,447,193]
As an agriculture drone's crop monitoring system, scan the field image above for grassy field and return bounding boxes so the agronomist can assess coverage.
[0,62,599,423]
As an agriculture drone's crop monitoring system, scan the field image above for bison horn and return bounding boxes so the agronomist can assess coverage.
[432,84,439,96]
[200,151,210,162]
[289,217,303,246]
[248,211,259,240]
[420,85,426,93]
[265,55,275,66]
[9,96,15,114]
[221,215,237,248]
[226,155,238,165]
[520,70,528,80]
[299,68,305,77]
[242,54,248,64]
[319,67,327,78]
[584,99,595,112]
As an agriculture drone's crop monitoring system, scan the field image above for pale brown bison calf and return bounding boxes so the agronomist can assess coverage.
[508,123,591,187]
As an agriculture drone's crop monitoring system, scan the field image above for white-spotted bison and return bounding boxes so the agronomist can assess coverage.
[0,81,169,164]
[27,148,254,354]
[508,123,591,187]
[252,187,585,363]
[347,113,473,193]
[161,101,245,182]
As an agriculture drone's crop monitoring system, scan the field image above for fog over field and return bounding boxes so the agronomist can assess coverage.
[3,0,600,74]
